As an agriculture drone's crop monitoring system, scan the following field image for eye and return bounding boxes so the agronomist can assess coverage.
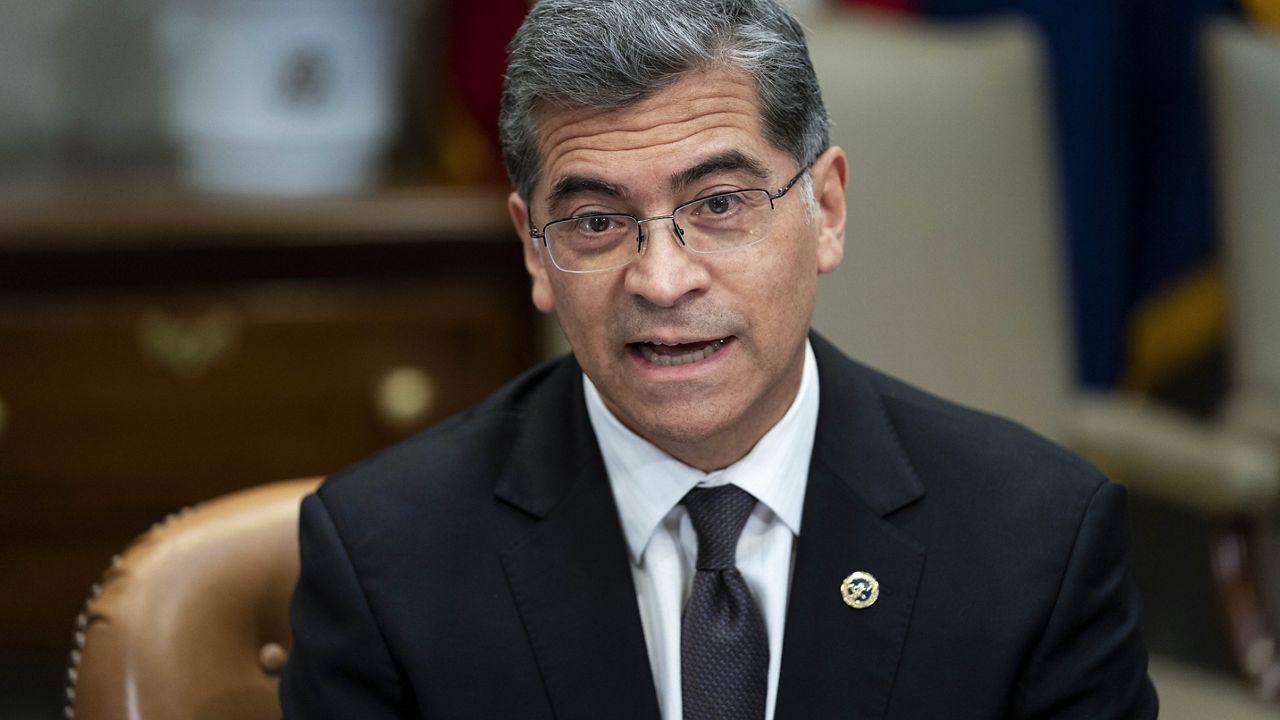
[573,215,621,234]
[703,194,740,215]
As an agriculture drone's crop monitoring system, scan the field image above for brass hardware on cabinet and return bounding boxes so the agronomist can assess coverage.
[137,305,241,379]
[375,366,436,432]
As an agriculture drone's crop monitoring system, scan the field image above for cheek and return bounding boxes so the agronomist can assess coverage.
[753,239,820,336]
[757,233,818,292]
[549,278,617,347]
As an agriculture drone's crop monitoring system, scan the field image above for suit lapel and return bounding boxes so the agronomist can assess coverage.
[775,336,928,719]
[496,360,661,720]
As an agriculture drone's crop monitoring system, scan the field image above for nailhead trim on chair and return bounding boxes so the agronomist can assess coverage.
[63,506,197,720]
[64,574,109,719]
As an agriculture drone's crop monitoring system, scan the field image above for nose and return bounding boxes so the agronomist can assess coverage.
[622,219,711,307]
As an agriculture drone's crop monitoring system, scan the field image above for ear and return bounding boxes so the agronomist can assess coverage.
[812,146,848,275]
[508,191,556,313]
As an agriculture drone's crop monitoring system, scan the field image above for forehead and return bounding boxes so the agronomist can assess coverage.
[533,69,770,198]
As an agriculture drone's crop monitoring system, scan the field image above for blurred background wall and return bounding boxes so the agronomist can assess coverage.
[2,0,1279,717]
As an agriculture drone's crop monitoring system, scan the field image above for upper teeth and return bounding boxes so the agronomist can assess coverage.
[639,339,727,367]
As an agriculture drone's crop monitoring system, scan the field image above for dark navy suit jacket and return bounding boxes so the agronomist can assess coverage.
[280,334,1157,718]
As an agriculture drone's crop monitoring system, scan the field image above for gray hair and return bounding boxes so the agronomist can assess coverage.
[499,0,830,204]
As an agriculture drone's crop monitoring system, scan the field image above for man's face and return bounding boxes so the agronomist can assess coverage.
[508,68,847,471]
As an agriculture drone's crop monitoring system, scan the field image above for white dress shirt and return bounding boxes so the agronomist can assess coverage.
[584,340,819,720]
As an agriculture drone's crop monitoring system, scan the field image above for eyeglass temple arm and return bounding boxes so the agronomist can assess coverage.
[525,208,546,242]
[770,159,817,200]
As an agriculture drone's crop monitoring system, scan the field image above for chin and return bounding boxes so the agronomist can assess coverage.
[628,401,738,449]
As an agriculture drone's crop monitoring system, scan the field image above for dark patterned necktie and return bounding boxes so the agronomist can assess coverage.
[681,485,769,720]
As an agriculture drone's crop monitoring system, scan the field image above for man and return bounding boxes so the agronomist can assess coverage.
[281,0,1158,717]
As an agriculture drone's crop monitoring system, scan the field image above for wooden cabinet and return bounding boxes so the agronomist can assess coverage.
[0,183,536,655]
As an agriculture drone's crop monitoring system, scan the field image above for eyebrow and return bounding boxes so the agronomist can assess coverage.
[543,149,771,214]
[670,150,770,192]
[547,175,629,211]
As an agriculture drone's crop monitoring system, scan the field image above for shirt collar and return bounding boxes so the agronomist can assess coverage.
[585,340,819,564]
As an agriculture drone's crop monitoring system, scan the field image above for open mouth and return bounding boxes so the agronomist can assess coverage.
[632,337,732,367]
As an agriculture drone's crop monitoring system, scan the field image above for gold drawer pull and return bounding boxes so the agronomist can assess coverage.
[137,305,240,379]
[375,366,436,432]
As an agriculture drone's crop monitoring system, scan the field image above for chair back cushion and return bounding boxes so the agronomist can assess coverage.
[808,10,1072,439]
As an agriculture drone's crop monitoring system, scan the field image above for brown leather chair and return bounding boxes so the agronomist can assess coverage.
[65,477,321,720]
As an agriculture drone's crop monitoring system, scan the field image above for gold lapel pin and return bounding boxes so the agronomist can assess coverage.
[840,571,880,609]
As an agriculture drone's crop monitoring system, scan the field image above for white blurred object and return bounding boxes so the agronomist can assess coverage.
[154,0,414,196]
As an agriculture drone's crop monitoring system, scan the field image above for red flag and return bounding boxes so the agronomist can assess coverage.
[441,0,531,182]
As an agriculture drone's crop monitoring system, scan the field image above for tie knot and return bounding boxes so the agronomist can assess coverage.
[682,485,758,570]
